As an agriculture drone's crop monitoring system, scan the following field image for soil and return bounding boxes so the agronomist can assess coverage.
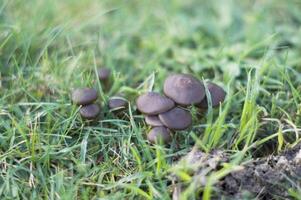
[172,144,301,199]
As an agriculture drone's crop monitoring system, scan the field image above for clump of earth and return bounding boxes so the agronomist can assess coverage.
[172,144,301,199]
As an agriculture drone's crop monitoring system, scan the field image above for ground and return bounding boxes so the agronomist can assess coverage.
[0,0,301,199]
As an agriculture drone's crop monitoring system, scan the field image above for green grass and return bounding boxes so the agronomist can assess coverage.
[1,0,301,199]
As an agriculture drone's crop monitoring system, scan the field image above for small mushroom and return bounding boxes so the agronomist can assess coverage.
[147,126,172,144]
[79,103,101,120]
[136,92,175,115]
[145,115,164,126]
[97,67,111,81]
[72,88,98,105]
[163,74,205,106]
[159,107,192,130]
[108,96,128,111]
[97,67,111,91]
[199,82,226,108]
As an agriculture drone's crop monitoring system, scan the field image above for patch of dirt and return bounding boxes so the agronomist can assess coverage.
[172,144,301,199]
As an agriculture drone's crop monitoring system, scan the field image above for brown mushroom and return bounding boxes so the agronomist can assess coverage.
[163,74,205,106]
[199,82,226,108]
[159,107,192,130]
[145,115,164,126]
[108,96,128,111]
[136,92,175,115]
[147,126,172,144]
[79,103,101,120]
[72,88,98,105]
[97,67,111,81]
[97,67,111,91]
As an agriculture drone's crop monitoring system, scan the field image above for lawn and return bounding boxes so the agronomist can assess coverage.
[0,0,301,199]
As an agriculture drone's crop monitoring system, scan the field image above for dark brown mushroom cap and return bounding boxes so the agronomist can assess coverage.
[145,115,164,127]
[199,82,226,108]
[136,92,175,115]
[72,88,98,105]
[147,126,172,144]
[159,107,192,130]
[108,97,128,110]
[79,104,101,119]
[97,68,111,81]
[163,74,205,106]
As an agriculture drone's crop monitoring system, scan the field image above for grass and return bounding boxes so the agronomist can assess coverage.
[0,0,301,199]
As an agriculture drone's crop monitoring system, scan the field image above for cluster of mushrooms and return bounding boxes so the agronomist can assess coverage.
[136,74,226,144]
[71,70,226,145]
[71,68,128,120]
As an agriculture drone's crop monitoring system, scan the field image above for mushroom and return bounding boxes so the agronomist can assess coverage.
[147,126,172,144]
[159,107,192,130]
[97,67,111,91]
[163,74,205,106]
[145,115,164,126]
[97,67,111,82]
[72,88,98,105]
[79,103,101,120]
[136,92,175,115]
[108,96,128,111]
[199,82,226,108]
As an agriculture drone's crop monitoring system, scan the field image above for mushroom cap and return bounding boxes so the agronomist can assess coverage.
[108,97,128,110]
[159,107,192,130]
[145,115,164,127]
[97,68,111,81]
[79,104,101,119]
[136,92,175,115]
[72,88,98,105]
[147,126,172,144]
[163,74,205,106]
[199,82,226,108]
